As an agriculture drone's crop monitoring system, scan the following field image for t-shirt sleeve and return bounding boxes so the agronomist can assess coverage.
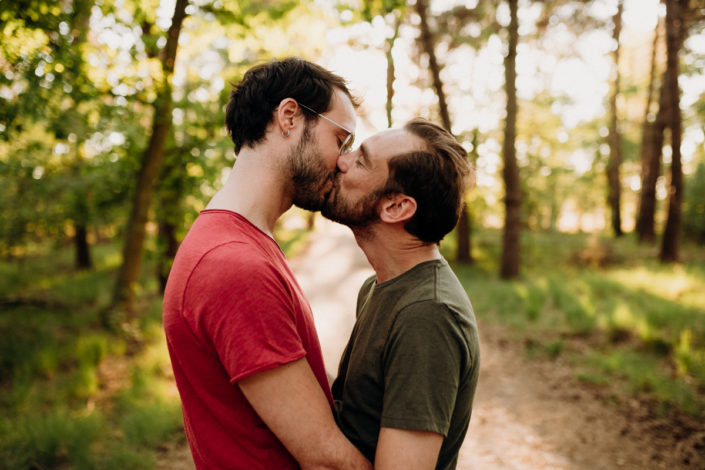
[184,244,306,384]
[380,301,466,436]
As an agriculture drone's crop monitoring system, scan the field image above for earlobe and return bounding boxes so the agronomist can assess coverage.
[379,195,417,224]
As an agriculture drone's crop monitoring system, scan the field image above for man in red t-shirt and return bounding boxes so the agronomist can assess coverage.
[163,58,370,470]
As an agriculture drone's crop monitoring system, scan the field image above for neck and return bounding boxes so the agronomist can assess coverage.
[353,224,441,284]
[205,148,292,237]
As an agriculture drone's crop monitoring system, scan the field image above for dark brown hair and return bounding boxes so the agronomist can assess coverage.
[382,118,474,243]
[225,57,357,154]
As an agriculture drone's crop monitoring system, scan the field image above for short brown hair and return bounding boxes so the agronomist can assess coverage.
[225,57,357,154]
[382,118,473,243]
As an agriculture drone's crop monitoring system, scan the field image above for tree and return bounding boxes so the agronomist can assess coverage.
[64,0,96,269]
[636,17,664,243]
[0,0,115,267]
[384,11,403,128]
[109,0,189,321]
[606,0,624,237]
[659,0,686,262]
[459,128,480,263]
[500,0,520,279]
[414,0,472,263]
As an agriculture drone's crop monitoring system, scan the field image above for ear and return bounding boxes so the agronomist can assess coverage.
[379,194,417,224]
[276,98,299,136]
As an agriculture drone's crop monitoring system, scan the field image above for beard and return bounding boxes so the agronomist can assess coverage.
[321,177,385,229]
[287,124,334,211]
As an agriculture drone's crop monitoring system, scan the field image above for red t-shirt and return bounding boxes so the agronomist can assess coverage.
[163,210,332,469]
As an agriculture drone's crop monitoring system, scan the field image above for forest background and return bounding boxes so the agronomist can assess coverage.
[1,0,704,468]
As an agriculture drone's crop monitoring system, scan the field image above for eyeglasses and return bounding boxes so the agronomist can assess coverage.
[298,103,355,156]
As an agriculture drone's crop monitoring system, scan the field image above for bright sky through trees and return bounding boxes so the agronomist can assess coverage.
[92,0,702,175]
[79,0,703,233]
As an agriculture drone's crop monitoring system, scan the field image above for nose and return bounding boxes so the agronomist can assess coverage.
[336,152,352,173]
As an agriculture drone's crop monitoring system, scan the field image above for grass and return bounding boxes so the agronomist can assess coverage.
[0,243,184,470]
[1,223,702,468]
[444,227,705,418]
[0,219,312,469]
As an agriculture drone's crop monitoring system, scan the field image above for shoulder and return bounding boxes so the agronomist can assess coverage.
[185,241,287,300]
[393,299,457,331]
[391,298,478,355]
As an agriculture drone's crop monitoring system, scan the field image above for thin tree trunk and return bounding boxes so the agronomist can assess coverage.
[456,207,471,263]
[157,220,179,293]
[457,129,480,264]
[70,0,93,270]
[660,0,685,262]
[155,144,182,293]
[72,141,92,270]
[415,0,472,263]
[74,222,92,269]
[385,15,402,128]
[636,20,664,243]
[606,0,624,237]
[109,0,189,321]
[415,0,451,131]
[500,0,520,279]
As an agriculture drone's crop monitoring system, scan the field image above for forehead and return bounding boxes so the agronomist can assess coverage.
[363,128,425,166]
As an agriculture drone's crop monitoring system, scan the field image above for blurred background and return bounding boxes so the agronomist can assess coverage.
[1,0,704,468]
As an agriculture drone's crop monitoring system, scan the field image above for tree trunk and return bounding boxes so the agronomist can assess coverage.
[456,207,472,263]
[415,0,451,131]
[109,0,189,321]
[74,222,92,270]
[636,20,665,243]
[72,142,92,270]
[385,15,402,128]
[606,0,624,237]
[157,220,179,293]
[639,73,670,243]
[659,0,685,262]
[415,0,472,263]
[500,0,520,279]
[71,0,93,270]
[155,145,183,293]
[458,128,480,264]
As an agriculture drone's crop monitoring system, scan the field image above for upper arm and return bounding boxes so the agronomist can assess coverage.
[238,358,371,470]
[189,251,306,381]
[374,427,443,470]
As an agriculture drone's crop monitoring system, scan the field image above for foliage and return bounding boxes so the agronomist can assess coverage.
[0,242,180,469]
[0,0,704,464]
[0,216,310,468]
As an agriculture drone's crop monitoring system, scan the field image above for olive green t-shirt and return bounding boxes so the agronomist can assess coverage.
[332,258,480,470]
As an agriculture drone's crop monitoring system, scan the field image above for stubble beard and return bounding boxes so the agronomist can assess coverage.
[288,123,333,212]
[321,178,385,232]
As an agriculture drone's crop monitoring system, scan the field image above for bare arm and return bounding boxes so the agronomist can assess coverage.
[238,358,372,470]
[374,427,443,470]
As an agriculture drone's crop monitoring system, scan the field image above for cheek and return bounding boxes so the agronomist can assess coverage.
[340,175,366,194]
[325,153,339,170]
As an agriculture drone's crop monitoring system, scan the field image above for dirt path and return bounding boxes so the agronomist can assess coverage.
[159,219,704,469]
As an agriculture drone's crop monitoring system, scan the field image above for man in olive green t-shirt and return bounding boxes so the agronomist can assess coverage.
[322,118,480,470]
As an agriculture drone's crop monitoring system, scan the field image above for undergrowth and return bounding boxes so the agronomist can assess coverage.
[444,227,705,419]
